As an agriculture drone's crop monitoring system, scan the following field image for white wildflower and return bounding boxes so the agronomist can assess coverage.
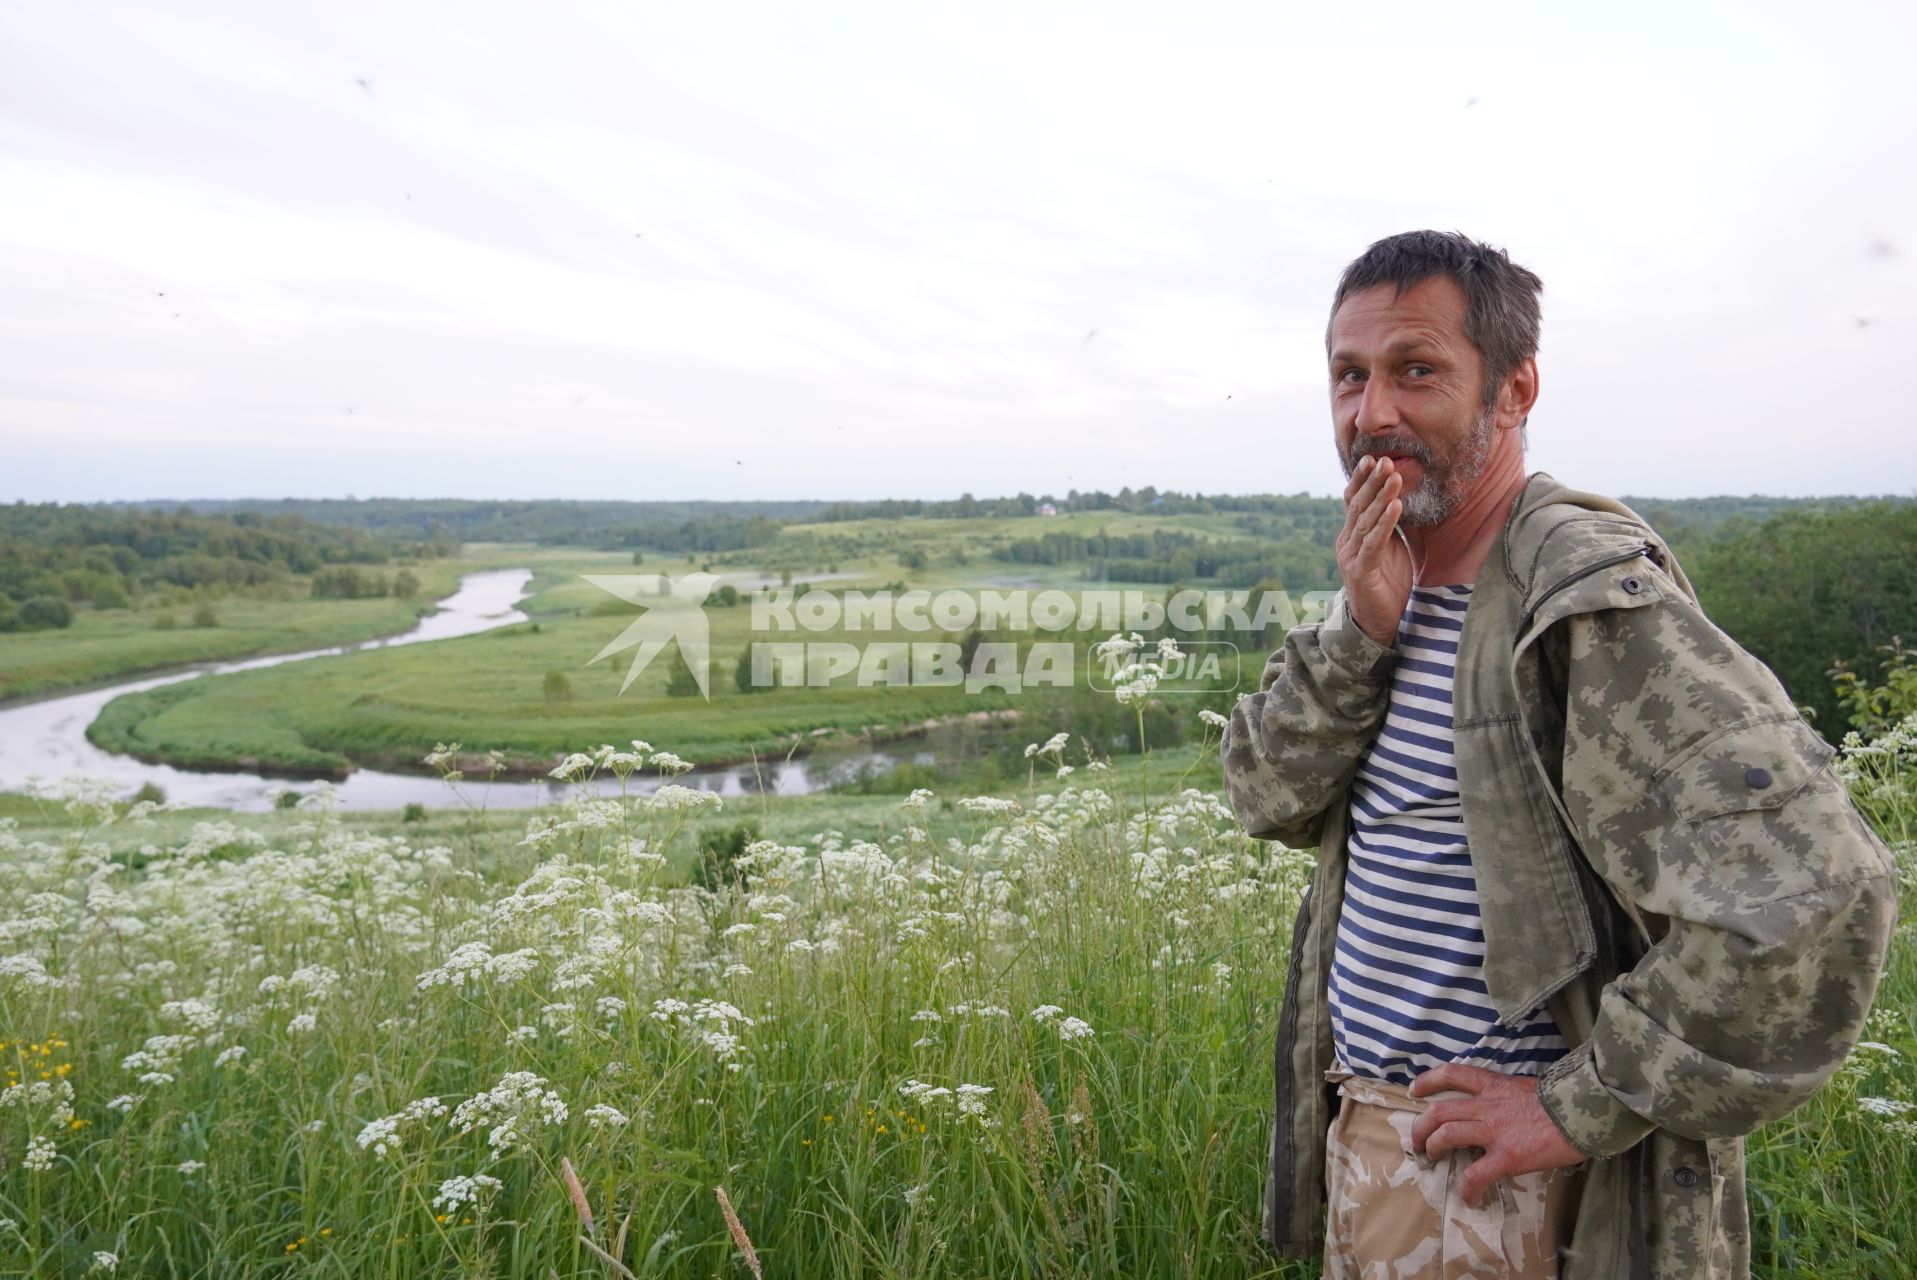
[0,955,53,988]
[956,795,1019,815]
[549,752,597,781]
[898,1079,953,1103]
[450,1072,568,1154]
[646,784,721,813]
[432,1172,503,1213]
[649,751,695,775]
[356,1097,448,1157]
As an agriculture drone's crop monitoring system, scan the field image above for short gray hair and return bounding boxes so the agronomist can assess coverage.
[1327,230,1543,416]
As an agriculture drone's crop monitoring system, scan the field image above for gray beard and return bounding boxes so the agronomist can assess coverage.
[1397,404,1496,528]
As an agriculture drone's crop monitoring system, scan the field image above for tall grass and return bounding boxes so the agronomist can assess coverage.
[1,706,1912,1276]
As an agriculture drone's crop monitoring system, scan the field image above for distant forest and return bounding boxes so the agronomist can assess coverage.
[0,504,451,632]
[103,487,1900,551]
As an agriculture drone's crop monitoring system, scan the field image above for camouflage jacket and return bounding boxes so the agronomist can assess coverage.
[1220,472,1899,1278]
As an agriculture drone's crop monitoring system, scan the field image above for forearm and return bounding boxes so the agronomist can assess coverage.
[1220,591,1398,844]
[1537,865,1898,1157]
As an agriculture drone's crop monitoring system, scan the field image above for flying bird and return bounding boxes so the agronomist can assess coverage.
[1465,97,1478,108]
[353,78,374,93]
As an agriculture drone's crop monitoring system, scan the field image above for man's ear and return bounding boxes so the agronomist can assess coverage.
[1500,355,1540,429]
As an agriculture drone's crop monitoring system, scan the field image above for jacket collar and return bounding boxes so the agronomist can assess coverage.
[1499,471,1697,610]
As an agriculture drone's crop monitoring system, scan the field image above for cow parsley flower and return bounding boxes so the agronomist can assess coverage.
[356,1097,449,1157]
[432,1172,503,1213]
[450,1072,568,1154]
[646,784,721,813]
[549,753,598,781]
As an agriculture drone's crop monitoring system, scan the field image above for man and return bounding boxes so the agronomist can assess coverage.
[1220,230,1898,1279]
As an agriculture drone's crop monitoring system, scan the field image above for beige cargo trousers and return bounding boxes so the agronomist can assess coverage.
[1323,1068,1585,1279]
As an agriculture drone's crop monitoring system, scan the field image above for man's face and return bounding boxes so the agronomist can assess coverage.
[1328,276,1497,527]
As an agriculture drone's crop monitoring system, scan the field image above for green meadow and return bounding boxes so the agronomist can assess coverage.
[0,553,530,705]
[79,530,1275,781]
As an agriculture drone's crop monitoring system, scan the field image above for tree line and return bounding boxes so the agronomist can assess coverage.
[0,504,447,633]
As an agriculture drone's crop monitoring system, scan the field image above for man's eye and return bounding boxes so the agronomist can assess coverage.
[1337,369,1364,384]
[1407,365,1433,378]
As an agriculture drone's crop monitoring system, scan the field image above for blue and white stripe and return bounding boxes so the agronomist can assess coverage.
[1327,583,1568,1085]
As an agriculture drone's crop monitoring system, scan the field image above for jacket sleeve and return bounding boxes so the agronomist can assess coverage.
[1535,577,1901,1158]
[1219,589,1399,847]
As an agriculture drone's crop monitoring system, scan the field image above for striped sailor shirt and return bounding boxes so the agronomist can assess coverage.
[1327,583,1569,1086]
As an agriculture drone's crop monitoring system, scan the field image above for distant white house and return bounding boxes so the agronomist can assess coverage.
[1037,502,1058,516]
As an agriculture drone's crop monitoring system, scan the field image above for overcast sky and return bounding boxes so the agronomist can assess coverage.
[3,0,1911,505]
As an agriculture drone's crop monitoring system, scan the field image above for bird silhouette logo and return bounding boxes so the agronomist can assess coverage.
[581,573,720,699]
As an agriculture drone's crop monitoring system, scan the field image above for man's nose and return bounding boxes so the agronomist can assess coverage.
[1353,379,1403,436]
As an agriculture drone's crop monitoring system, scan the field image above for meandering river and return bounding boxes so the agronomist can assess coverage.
[0,569,919,812]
